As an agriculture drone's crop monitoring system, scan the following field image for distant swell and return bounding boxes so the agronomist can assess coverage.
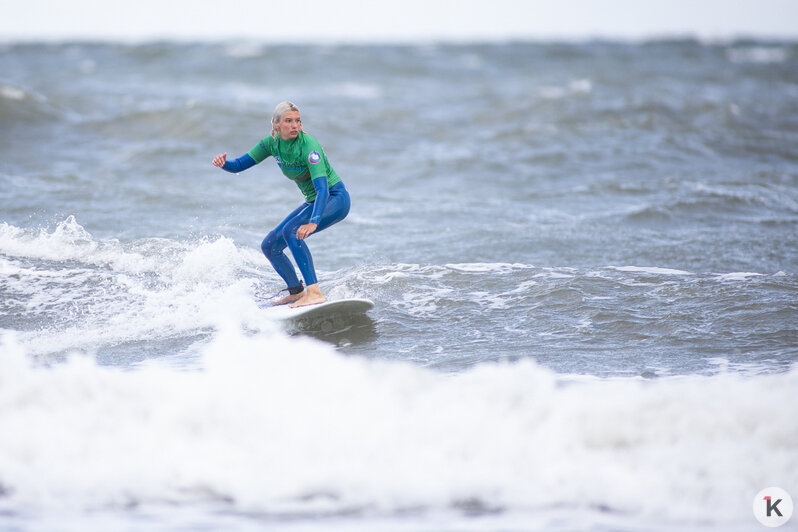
[0,83,58,123]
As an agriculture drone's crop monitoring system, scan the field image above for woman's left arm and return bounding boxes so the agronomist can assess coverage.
[296,177,328,240]
[221,153,257,173]
[309,177,329,225]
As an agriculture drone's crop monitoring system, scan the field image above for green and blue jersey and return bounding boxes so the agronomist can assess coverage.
[247,132,341,203]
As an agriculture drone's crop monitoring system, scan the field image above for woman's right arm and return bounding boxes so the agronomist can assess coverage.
[212,152,257,173]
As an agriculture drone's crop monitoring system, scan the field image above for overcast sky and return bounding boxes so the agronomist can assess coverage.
[3,0,798,42]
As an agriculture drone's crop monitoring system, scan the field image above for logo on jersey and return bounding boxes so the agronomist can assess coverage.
[308,151,321,164]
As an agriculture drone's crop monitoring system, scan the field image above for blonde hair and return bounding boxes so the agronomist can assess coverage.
[271,100,302,138]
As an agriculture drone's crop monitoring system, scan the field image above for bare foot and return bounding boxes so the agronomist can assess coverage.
[289,283,326,308]
[271,291,304,306]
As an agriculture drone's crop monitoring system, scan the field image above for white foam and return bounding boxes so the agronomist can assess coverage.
[0,217,156,273]
[2,217,796,527]
[569,78,592,94]
[717,272,765,281]
[538,79,592,100]
[0,256,21,276]
[0,330,795,528]
[397,286,452,316]
[345,212,383,226]
[726,46,788,64]
[0,84,26,101]
[445,262,532,273]
[1,218,278,356]
[609,265,693,276]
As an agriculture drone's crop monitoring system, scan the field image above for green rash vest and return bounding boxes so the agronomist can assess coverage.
[247,132,341,203]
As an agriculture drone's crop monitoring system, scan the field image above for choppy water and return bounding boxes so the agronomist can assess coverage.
[1,39,797,530]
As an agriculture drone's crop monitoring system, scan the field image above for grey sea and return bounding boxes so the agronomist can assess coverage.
[1,40,797,531]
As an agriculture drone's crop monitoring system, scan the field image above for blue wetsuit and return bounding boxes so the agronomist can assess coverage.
[221,147,350,291]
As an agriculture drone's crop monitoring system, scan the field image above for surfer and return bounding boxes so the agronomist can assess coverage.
[213,101,350,307]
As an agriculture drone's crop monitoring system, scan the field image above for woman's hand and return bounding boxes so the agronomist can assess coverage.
[296,223,318,240]
[212,152,227,167]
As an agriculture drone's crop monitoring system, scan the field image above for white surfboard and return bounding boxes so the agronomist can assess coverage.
[262,298,374,322]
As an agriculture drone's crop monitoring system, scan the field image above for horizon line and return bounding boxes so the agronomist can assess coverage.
[2,31,797,46]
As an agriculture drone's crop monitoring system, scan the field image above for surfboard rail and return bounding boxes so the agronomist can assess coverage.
[261,298,374,321]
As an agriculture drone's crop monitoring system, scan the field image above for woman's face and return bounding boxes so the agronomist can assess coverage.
[276,110,301,140]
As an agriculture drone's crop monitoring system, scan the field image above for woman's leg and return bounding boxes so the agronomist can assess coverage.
[284,185,351,307]
[262,203,311,304]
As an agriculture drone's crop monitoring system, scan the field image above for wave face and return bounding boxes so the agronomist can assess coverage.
[1,40,797,530]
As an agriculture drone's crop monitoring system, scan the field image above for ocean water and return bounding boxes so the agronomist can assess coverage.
[1,39,797,530]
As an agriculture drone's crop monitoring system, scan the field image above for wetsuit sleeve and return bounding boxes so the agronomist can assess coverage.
[303,136,327,180]
[221,153,256,173]
[220,138,272,173]
[302,137,329,224]
[309,177,329,225]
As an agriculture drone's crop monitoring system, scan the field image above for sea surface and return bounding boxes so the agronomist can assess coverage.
[1,39,797,531]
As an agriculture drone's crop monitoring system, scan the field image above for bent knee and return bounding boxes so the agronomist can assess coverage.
[261,231,279,256]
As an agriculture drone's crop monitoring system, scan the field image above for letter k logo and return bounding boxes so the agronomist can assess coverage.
[754,487,793,527]
[765,496,783,517]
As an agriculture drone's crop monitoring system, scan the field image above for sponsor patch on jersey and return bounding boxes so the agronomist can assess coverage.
[308,151,321,164]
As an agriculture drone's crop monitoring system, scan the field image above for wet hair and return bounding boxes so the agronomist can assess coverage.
[271,101,301,138]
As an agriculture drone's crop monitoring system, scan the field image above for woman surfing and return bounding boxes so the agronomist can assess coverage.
[213,101,350,308]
